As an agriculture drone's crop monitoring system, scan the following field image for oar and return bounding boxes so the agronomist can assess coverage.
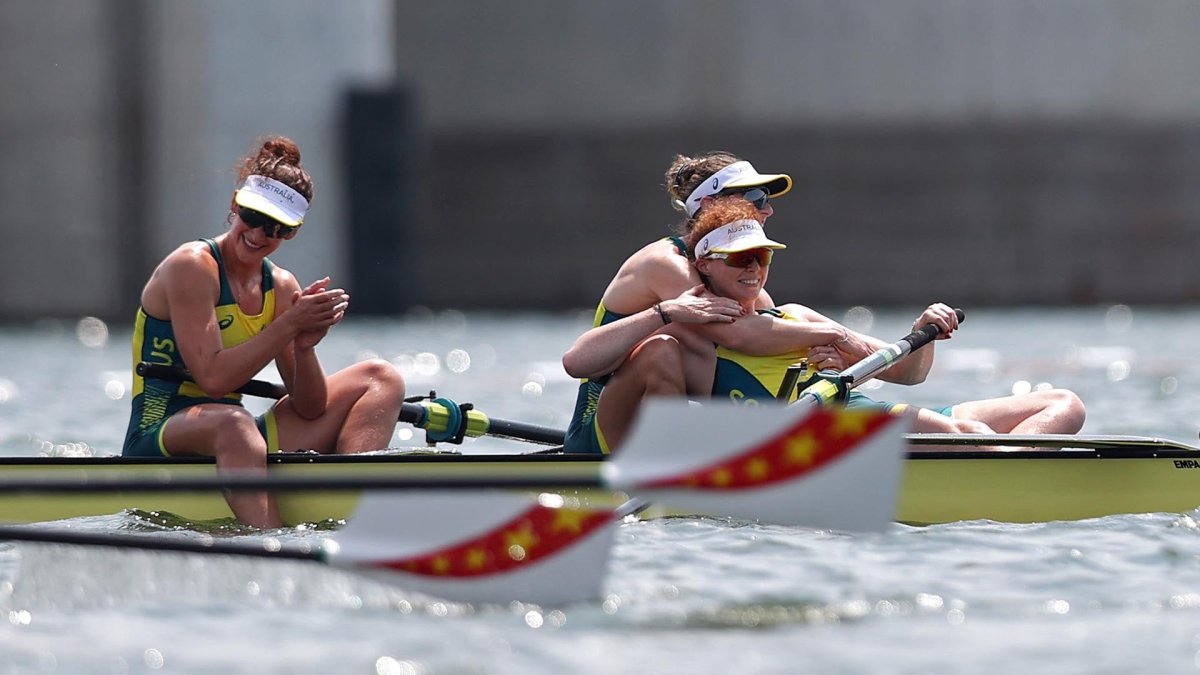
[3,314,961,604]
[135,362,566,446]
[0,491,625,606]
[0,401,912,604]
[792,309,965,406]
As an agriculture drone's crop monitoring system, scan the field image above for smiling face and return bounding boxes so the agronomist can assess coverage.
[695,248,772,306]
[225,200,291,262]
[685,198,785,306]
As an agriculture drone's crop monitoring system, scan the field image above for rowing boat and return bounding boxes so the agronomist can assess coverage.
[13,316,1185,528]
[3,433,1199,526]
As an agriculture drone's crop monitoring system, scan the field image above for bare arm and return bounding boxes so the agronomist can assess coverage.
[562,239,785,380]
[157,247,347,400]
[562,244,744,379]
[682,300,936,385]
[159,248,301,397]
[828,303,960,385]
[562,285,747,379]
[686,305,850,355]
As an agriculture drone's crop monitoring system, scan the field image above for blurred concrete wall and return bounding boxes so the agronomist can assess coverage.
[394,1,1200,309]
[0,0,392,320]
[6,1,1200,319]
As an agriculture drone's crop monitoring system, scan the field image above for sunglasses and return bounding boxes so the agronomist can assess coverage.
[705,248,774,268]
[721,187,770,210]
[238,206,300,239]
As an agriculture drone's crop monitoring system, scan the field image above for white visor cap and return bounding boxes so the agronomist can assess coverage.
[684,161,793,217]
[234,175,309,227]
[695,219,787,258]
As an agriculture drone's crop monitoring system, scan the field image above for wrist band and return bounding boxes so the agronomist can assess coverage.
[654,303,672,325]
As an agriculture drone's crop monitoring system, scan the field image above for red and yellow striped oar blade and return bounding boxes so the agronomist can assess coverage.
[326,491,617,605]
[607,399,911,532]
[0,491,620,607]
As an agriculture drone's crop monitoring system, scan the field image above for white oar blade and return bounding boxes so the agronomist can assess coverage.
[328,492,616,605]
[606,399,910,532]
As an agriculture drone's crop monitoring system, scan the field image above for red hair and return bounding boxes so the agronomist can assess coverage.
[681,197,764,259]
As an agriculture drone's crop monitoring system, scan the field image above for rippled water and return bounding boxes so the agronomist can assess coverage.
[2,305,1200,674]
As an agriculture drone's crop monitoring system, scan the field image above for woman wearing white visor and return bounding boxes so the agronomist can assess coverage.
[122,136,406,528]
[679,198,1085,438]
[563,151,800,454]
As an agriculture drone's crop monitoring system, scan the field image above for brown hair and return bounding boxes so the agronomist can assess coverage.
[682,197,764,259]
[664,151,742,233]
[235,135,314,202]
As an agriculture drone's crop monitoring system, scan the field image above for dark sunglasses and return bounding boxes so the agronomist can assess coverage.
[721,187,770,210]
[238,206,299,239]
[706,248,774,268]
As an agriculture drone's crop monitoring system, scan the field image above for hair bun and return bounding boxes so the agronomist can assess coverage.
[259,136,301,166]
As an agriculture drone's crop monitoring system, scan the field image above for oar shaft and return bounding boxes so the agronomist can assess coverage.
[0,474,606,493]
[842,310,963,385]
[135,363,567,446]
[796,309,964,405]
[0,524,323,562]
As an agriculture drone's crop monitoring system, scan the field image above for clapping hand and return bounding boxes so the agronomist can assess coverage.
[289,277,349,350]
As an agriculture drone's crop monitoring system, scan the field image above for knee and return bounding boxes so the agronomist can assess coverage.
[629,336,686,390]
[634,335,684,372]
[210,407,267,454]
[358,358,406,400]
[1046,389,1086,433]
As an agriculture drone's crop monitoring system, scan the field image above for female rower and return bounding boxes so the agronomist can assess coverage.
[562,152,798,454]
[122,136,406,528]
[677,198,1086,437]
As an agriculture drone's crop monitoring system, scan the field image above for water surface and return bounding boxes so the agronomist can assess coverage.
[2,305,1200,674]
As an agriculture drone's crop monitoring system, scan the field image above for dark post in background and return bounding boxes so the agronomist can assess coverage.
[341,86,418,315]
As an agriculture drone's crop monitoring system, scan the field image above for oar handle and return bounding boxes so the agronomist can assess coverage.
[137,362,289,399]
[794,308,964,406]
[399,400,565,446]
[135,362,566,447]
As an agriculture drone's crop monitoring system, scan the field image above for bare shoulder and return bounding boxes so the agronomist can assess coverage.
[155,241,219,286]
[270,263,301,294]
[141,242,219,316]
[603,239,698,311]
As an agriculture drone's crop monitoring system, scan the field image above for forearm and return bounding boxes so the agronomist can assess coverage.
[563,307,669,379]
[285,345,328,419]
[870,302,957,384]
[700,314,847,355]
[881,339,934,384]
[842,330,934,385]
[188,320,299,397]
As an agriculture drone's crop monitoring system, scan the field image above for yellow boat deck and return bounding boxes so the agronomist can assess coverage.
[3,440,1200,526]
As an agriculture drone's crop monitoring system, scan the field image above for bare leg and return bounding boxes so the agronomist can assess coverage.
[663,324,718,397]
[161,404,280,528]
[273,359,406,454]
[595,335,687,453]
[950,389,1086,434]
[910,408,995,434]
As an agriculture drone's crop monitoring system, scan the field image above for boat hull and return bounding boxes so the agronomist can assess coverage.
[4,443,1200,526]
